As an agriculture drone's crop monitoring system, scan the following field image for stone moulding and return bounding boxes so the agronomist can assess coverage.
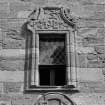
[24,6,77,92]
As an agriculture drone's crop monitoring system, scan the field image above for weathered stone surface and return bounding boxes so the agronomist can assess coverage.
[82,36,104,47]
[2,30,25,49]
[0,71,24,82]
[75,0,105,5]
[0,20,8,30]
[0,82,4,94]
[0,0,105,5]
[2,1,105,19]
[73,4,105,19]
[12,96,33,105]
[3,82,23,93]
[78,28,98,36]
[0,2,9,12]
[69,3,105,20]
[0,49,25,60]
[7,19,26,31]
[77,53,87,68]
[0,28,3,50]
[77,19,105,28]
[17,10,32,19]
[76,46,94,53]
[9,2,40,18]
[77,68,104,82]
[87,53,97,60]
[0,0,19,2]
[0,59,24,71]
[72,93,105,105]
[86,46,105,68]
[2,39,25,49]
[94,45,105,54]
[0,1,105,105]
[77,82,105,93]
[0,101,11,105]
[0,2,10,18]
[87,60,101,68]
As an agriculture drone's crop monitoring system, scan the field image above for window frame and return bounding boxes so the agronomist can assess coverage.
[24,30,75,91]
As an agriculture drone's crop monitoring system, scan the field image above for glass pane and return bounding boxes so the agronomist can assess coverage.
[39,34,66,65]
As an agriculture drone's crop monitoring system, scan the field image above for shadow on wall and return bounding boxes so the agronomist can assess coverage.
[21,22,33,92]
[21,22,32,38]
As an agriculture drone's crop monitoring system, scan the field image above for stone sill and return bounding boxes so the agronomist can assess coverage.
[24,85,79,93]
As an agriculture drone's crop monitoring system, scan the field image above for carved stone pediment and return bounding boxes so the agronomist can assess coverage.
[27,7,76,31]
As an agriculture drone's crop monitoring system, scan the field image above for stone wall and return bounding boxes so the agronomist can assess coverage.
[0,0,105,105]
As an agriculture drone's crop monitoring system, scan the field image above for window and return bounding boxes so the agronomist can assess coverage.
[24,31,75,91]
[24,6,77,91]
[39,33,66,86]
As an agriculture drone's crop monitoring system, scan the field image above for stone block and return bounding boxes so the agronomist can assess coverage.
[2,30,25,49]
[31,0,47,5]
[77,68,104,82]
[76,46,94,53]
[78,28,105,50]
[0,2,10,18]
[97,28,105,38]
[0,71,24,82]
[0,2,9,12]
[87,60,101,68]
[94,45,105,54]
[0,49,25,60]
[72,93,105,105]
[77,53,87,68]
[82,36,104,47]
[77,19,105,28]
[78,28,98,37]
[69,3,95,18]
[90,11,105,20]
[20,0,32,2]
[0,28,3,49]
[3,82,23,93]
[91,0,105,4]
[98,54,105,60]
[7,19,26,31]
[69,3,105,20]
[74,0,96,5]
[9,2,35,18]
[82,4,105,12]
[0,19,8,30]
[17,10,32,19]
[0,13,9,19]
[2,39,25,49]
[0,82,4,94]
[11,95,34,105]
[0,0,18,2]
[0,59,25,71]
[0,101,11,105]
[87,53,97,60]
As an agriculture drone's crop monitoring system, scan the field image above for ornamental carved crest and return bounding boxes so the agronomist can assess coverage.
[27,7,76,31]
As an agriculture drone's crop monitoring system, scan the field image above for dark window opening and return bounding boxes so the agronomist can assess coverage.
[39,65,66,86]
[39,33,66,86]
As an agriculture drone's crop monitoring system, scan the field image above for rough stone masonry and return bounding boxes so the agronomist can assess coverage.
[0,0,105,105]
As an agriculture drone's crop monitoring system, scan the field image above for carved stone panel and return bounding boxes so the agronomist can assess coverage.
[27,7,76,31]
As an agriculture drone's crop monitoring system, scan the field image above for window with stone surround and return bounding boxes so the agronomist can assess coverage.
[24,6,77,91]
